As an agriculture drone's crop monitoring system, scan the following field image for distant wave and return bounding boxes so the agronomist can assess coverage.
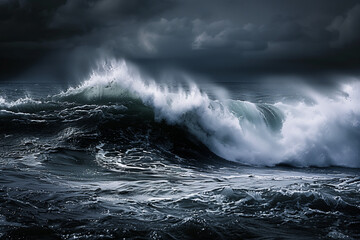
[1,59,360,168]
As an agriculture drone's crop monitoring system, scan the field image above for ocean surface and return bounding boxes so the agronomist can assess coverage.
[0,60,359,239]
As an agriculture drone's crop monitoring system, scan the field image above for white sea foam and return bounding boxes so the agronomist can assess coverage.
[0,96,42,109]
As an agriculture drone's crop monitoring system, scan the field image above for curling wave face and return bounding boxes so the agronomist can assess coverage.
[1,59,360,168]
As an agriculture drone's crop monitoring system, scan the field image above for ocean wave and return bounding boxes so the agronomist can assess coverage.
[1,59,360,168]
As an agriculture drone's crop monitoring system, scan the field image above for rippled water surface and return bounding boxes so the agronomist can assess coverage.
[1,146,359,239]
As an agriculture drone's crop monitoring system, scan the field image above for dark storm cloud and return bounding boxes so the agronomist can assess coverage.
[328,4,360,47]
[49,0,174,32]
[0,0,175,81]
[1,0,360,82]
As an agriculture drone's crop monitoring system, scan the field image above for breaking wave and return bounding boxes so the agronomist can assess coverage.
[1,59,360,168]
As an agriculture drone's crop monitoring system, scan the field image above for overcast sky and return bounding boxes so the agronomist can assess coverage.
[1,0,360,82]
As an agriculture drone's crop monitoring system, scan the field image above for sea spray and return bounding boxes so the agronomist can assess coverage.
[54,59,360,167]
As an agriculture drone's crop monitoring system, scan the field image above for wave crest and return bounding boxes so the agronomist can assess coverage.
[55,59,360,168]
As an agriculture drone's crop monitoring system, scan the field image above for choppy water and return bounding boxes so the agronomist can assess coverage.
[0,60,359,239]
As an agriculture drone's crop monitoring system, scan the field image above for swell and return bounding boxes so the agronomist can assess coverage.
[1,59,360,168]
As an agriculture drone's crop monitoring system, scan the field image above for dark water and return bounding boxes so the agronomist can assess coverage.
[0,62,359,239]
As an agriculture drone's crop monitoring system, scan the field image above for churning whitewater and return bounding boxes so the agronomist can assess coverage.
[1,59,360,168]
